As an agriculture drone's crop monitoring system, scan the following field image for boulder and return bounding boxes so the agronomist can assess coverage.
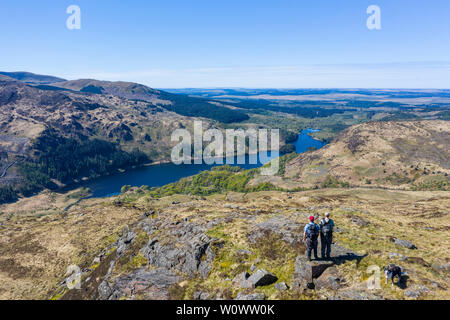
[350,216,369,227]
[193,291,211,300]
[246,269,278,288]
[274,282,289,291]
[404,290,421,299]
[112,268,180,300]
[314,267,342,290]
[394,238,417,249]
[293,255,333,290]
[232,272,251,288]
[98,280,113,300]
[235,292,265,300]
[389,252,407,261]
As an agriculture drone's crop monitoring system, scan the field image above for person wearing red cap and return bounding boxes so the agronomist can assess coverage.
[303,216,320,261]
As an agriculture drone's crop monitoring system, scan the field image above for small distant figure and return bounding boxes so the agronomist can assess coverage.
[303,216,320,261]
[384,264,402,286]
[319,212,335,259]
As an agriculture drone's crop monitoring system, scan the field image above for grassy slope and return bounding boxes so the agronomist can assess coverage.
[0,187,448,300]
[0,120,449,300]
[251,121,450,191]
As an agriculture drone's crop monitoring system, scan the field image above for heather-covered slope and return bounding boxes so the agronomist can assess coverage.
[251,121,449,191]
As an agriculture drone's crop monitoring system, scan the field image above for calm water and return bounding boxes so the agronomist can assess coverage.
[78,129,326,198]
[293,128,326,153]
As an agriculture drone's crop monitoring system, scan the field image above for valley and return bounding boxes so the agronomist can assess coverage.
[0,119,448,300]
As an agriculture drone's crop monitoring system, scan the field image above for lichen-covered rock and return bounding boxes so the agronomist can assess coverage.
[98,280,113,300]
[274,282,289,291]
[389,252,407,261]
[293,256,333,290]
[350,216,369,227]
[235,292,265,300]
[247,269,278,288]
[193,291,211,300]
[111,268,180,300]
[394,238,417,249]
[247,216,303,245]
[314,267,342,290]
[232,272,251,288]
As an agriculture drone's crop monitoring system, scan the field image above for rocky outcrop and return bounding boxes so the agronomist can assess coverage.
[314,267,343,290]
[233,269,278,289]
[138,219,216,279]
[247,215,303,245]
[246,269,278,288]
[293,243,363,291]
[109,268,180,300]
[293,256,334,290]
[232,272,251,288]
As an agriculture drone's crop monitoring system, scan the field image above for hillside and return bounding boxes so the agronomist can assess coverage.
[0,187,448,300]
[0,71,66,84]
[53,79,249,123]
[251,121,450,191]
[0,120,448,300]
[0,73,249,203]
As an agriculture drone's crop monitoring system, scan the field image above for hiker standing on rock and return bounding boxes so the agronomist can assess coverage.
[303,216,320,261]
[320,212,335,259]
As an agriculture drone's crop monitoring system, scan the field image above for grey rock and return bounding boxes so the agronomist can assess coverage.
[314,267,342,290]
[247,216,303,245]
[350,216,369,227]
[274,282,289,291]
[389,252,407,261]
[333,289,384,300]
[237,249,254,256]
[232,272,251,288]
[246,269,278,288]
[235,292,265,300]
[138,219,215,279]
[193,291,211,300]
[394,238,417,249]
[98,280,113,300]
[112,268,180,300]
[404,290,421,299]
[293,256,333,290]
[142,210,155,219]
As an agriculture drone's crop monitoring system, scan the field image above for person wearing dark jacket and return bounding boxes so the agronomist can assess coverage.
[319,212,335,259]
[303,216,320,261]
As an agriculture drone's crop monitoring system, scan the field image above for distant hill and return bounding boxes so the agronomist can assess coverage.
[0,73,248,203]
[251,121,450,191]
[0,71,66,84]
[54,79,249,123]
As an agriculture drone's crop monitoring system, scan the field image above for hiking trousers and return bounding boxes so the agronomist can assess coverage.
[321,234,333,258]
[306,239,318,260]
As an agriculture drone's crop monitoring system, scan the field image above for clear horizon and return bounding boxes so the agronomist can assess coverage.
[1,0,450,88]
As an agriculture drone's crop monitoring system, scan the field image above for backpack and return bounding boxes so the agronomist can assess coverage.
[306,223,319,240]
[321,219,333,237]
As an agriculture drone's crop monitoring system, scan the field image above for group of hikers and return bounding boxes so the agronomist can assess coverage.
[302,212,335,261]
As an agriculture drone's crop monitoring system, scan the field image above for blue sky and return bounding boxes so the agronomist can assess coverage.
[1,0,449,88]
